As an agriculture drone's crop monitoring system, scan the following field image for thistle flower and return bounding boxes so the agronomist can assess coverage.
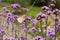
[47,29,55,38]
[49,4,55,7]
[34,36,45,40]
[42,6,49,11]
[11,4,20,9]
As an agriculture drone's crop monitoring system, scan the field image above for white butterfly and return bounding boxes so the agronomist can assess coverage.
[17,17,24,23]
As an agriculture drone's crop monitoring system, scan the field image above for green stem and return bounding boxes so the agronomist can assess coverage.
[40,19,43,37]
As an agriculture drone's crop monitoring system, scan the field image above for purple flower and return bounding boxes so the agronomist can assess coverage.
[46,10,52,15]
[49,4,55,7]
[5,38,10,40]
[26,25,30,29]
[51,0,56,3]
[54,18,59,21]
[47,29,55,38]
[11,4,20,8]
[53,9,59,15]
[31,19,36,26]
[11,38,15,40]
[23,28,27,32]
[5,17,11,25]
[2,7,7,11]
[20,35,27,40]
[42,6,49,11]
[11,10,15,13]
[0,29,5,35]
[7,12,12,17]
[36,13,47,20]
[24,16,31,22]
[34,36,45,40]
[5,10,9,13]
[56,24,60,31]
[31,27,37,33]
[21,7,29,12]
[20,24,25,29]
[13,15,18,21]
[1,23,4,27]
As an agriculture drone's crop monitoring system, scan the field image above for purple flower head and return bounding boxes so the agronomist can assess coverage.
[53,9,59,15]
[31,27,37,33]
[20,35,27,40]
[49,4,55,7]
[51,0,56,3]
[27,25,30,29]
[1,23,4,27]
[13,15,18,21]
[5,17,11,25]
[56,24,60,31]
[2,7,7,11]
[5,10,9,13]
[20,24,25,29]
[5,38,10,40]
[46,10,52,15]
[11,4,20,9]
[42,6,49,11]
[31,19,36,26]
[34,36,45,40]
[11,38,15,40]
[0,12,4,16]
[47,29,55,38]
[0,29,5,35]
[11,10,15,13]
[6,13,15,23]
[24,16,31,22]
[36,13,47,20]
[36,13,42,20]
[21,7,29,12]
[7,12,12,17]
[41,14,47,18]
[54,18,59,21]
[23,28,27,32]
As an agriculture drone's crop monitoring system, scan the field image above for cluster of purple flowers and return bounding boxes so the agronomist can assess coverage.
[36,13,47,20]
[56,24,60,31]
[34,36,45,40]
[11,4,20,9]
[0,0,60,40]
[47,29,55,38]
